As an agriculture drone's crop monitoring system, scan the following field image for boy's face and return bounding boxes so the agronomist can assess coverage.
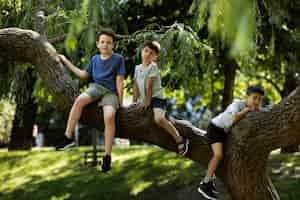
[246,92,264,110]
[141,46,158,63]
[96,34,114,55]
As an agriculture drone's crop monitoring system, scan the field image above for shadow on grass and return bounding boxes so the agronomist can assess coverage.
[0,148,206,200]
[1,148,299,200]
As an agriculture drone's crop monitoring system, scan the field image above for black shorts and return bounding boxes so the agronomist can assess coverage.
[206,122,227,144]
[151,97,167,110]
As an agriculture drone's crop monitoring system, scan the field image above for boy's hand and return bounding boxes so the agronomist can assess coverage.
[129,102,138,108]
[138,103,150,110]
[58,54,67,63]
[138,103,146,110]
[247,106,257,112]
[243,107,251,112]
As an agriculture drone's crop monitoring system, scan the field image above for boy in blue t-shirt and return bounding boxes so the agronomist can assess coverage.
[197,85,265,200]
[56,28,126,172]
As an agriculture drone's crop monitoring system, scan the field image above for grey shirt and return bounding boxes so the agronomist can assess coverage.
[134,63,164,103]
[211,100,246,132]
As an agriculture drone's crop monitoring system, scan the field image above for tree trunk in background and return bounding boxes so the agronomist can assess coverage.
[8,10,45,150]
[221,58,238,110]
[1,28,300,200]
[281,67,299,153]
[8,68,37,150]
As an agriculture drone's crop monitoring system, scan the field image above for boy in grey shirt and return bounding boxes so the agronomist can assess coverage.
[131,40,189,155]
[198,85,265,200]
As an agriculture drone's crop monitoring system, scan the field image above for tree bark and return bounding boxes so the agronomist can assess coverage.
[8,9,45,150]
[8,68,37,150]
[221,58,238,110]
[280,67,299,153]
[1,28,300,200]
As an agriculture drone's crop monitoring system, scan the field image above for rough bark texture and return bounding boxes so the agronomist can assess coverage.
[1,28,300,200]
[8,68,37,150]
[221,58,237,110]
[9,10,45,150]
[280,68,299,153]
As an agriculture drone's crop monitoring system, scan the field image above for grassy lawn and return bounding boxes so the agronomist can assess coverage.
[0,146,299,200]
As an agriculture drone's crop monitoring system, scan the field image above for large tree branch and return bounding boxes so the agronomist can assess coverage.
[1,28,300,200]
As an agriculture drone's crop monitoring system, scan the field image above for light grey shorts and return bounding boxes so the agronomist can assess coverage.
[84,83,119,110]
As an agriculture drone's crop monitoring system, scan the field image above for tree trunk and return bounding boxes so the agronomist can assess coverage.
[8,9,45,150]
[221,58,238,110]
[280,67,299,153]
[1,28,300,200]
[8,68,37,150]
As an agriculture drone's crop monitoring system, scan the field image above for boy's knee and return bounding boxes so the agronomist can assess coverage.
[214,152,223,161]
[104,111,116,122]
[154,115,165,125]
[74,96,88,107]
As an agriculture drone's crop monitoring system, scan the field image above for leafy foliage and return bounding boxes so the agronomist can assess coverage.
[0,99,15,145]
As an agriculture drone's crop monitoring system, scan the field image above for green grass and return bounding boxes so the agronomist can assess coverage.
[0,146,299,200]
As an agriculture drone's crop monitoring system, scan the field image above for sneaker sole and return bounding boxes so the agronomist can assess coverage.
[197,187,217,200]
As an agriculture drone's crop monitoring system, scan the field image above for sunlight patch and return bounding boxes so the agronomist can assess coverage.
[50,193,71,200]
[130,181,153,196]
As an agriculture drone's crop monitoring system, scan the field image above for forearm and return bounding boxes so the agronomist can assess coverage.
[144,85,152,107]
[118,89,123,106]
[117,76,124,106]
[232,108,250,124]
[61,57,88,79]
[144,78,155,107]
[133,81,139,103]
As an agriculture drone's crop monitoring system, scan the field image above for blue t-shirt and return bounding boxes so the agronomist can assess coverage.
[85,53,126,93]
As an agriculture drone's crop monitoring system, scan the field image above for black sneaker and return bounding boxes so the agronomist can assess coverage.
[197,181,218,200]
[212,182,219,195]
[101,155,111,172]
[55,136,75,151]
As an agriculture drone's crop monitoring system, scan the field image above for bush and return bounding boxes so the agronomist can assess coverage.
[0,99,15,145]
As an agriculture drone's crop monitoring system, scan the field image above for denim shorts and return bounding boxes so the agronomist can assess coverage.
[151,97,167,110]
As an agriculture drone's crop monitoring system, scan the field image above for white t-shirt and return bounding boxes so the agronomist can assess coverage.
[211,100,246,132]
[134,63,164,103]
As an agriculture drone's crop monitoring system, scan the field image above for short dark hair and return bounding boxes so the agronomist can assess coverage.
[96,28,116,42]
[143,40,160,54]
[246,85,265,96]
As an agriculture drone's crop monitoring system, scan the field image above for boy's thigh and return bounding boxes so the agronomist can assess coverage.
[153,108,166,118]
[207,123,227,144]
[211,142,223,154]
[100,93,119,110]
[84,83,108,101]
[76,92,94,103]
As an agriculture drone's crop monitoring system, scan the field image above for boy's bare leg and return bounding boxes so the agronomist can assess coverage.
[153,108,182,143]
[206,143,223,178]
[103,105,116,155]
[198,143,221,199]
[65,93,94,138]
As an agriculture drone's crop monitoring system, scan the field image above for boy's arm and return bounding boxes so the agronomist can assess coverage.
[144,77,155,107]
[132,80,140,103]
[116,75,124,106]
[232,107,251,124]
[58,54,89,80]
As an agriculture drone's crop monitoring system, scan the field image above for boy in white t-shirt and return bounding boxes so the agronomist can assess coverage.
[197,85,265,200]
